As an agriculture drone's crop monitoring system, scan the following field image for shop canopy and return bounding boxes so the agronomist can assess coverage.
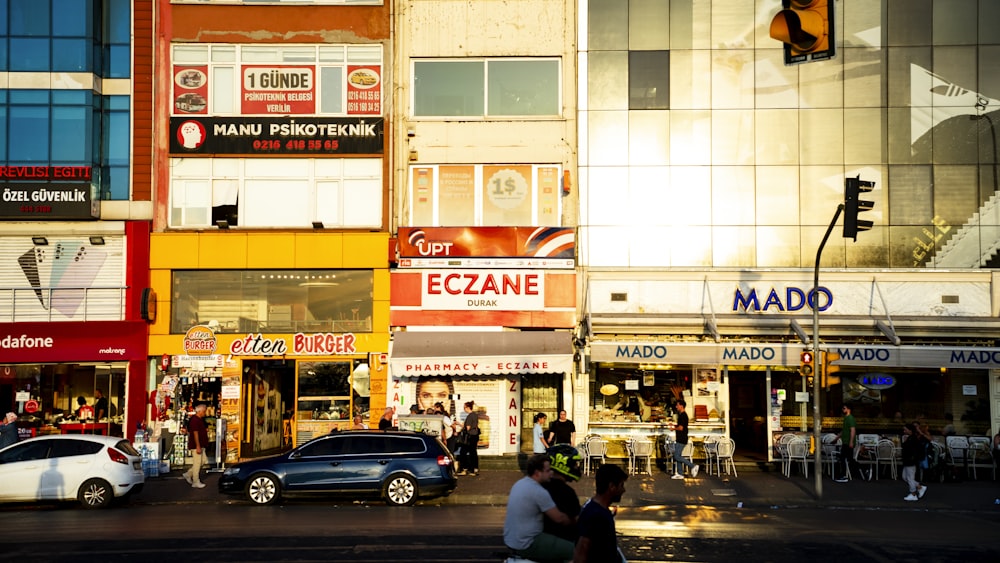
[390,331,574,377]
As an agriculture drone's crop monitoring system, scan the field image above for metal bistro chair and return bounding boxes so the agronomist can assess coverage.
[946,435,970,478]
[583,437,607,476]
[967,436,995,480]
[702,435,720,476]
[875,439,897,480]
[775,434,798,476]
[715,438,738,478]
[785,437,810,478]
[629,439,654,476]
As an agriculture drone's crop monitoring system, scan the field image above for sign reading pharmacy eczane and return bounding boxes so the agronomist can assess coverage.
[389,269,575,328]
[391,356,573,377]
[590,342,1000,369]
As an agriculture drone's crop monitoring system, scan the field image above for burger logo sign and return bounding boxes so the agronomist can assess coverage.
[184,325,218,356]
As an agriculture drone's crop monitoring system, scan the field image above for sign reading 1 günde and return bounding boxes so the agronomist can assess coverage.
[169,117,384,155]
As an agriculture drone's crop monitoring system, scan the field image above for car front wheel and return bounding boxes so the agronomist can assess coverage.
[246,473,281,505]
[78,478,114,509]
[383,473,417,506]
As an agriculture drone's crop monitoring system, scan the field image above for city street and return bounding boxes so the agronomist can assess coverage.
[3,495,999,562]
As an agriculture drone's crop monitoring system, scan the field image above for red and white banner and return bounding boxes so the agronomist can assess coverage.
[0,321,148,362]
[390,269,575,328]
[241,65,316,114]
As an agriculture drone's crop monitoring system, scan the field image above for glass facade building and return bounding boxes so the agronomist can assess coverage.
[0,0,131,201]
[580,0,1000,270]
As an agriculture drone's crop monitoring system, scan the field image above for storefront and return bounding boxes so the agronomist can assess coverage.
[0,222,152,442]
[0,321,148,440]
[389,330,575,455]
[389,227,579,455]
[156,325,387,465]
[584,272,1000,464]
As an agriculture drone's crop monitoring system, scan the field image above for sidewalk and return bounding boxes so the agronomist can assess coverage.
[133,462,1000,512]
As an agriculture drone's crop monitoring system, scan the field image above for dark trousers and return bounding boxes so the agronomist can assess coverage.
[839,444,861,479]
[460,442,479,472]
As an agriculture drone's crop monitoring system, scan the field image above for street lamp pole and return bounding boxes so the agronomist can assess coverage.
[812,203,843,500]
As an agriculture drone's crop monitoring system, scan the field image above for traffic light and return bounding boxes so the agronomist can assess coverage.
[769,0,835,65]
[799,351,814,377]
[844,175,875,240]
[821,351,841,390]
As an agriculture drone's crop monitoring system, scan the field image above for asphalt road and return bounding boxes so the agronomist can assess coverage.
[3,502,999,562]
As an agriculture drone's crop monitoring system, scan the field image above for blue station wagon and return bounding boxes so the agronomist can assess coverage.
[218,429,457,506]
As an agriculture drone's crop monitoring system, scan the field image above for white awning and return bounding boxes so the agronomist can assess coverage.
[390,331,574,377]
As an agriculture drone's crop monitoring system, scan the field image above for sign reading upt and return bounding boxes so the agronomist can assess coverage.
[169,117,384,155]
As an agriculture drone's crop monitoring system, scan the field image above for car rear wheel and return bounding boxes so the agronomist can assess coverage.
[246,473,281,505]
[78,478,114,509]
[383,473,417,506]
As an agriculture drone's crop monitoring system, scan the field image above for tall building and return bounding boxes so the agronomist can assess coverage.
[578,0,1000,461]
[389,0,579,454]
[0,0,152,440]
[150,0,391,462]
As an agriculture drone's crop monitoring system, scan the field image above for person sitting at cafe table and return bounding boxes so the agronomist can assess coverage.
[76,396,95,421]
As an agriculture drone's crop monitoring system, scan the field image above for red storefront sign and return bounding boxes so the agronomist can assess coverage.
[241,65,316,114]
[0,321,148,362]
[396,226,575,269]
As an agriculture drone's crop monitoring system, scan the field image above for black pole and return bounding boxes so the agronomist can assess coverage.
[813,203,844,500]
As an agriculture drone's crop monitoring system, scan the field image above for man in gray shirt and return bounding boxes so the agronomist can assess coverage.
[503,453,574,562]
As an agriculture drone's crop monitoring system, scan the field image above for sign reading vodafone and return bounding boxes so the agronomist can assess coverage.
[0,321,147,362]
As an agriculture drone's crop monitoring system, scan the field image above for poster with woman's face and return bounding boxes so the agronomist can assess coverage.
[416,377,453,415]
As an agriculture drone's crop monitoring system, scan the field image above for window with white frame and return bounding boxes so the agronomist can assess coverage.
[170,157,381,228]
[406,164,562,226]
[171,44,383,117]
[412,59,560,118]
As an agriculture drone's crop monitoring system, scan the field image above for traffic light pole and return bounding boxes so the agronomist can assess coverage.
[812,203,843,500]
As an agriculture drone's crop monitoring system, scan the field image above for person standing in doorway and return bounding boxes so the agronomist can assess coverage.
[94,389,109,421]
[533,413,551,454]
[550,410,577,446]
[459,401,480,476]
[834,403,862,483]
[671,400,699,479]
[182,404,209,489]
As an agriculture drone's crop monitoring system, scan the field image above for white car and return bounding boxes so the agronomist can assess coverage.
[0,434,145,509]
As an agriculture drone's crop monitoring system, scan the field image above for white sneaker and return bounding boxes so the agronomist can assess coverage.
[833,477,849,483]
[917,485,927,499]
[671,473,685,480]
[191,482,206,489]
[182,473,193,485]
[903,493,918,501]
[692,465,700,478]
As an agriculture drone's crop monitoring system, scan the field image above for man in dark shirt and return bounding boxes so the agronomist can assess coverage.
[574,463,627,563]
[549,410,577,445]
[671,400,699,479]
[94,389,109,421]
[182,404,210,489]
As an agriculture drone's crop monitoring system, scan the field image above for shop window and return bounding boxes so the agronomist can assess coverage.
[168,157,381,229]
[297,361,352,423]
[170,269,374,334]
[412,58,561,118]
[170,43,382,117]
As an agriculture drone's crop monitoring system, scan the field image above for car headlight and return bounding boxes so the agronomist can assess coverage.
[223,467,240,476]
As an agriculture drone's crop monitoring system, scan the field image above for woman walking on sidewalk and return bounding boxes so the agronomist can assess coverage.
[901,423,928,501]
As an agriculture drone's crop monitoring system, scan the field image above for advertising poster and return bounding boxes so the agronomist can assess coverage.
[410,167,434,225]
[346,65,382,115]
[173,65,209,115]
[537,166,560,225]
[394,377,501,451]
[241,65,316,114]
[168,117,384,155]
[439,165,476,225]
[219,367,242,465]
[482,165,532,225]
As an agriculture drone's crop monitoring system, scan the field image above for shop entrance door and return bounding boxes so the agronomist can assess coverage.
[520,374,562,454]
[727,371,768,461]
[241,359,295,458]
